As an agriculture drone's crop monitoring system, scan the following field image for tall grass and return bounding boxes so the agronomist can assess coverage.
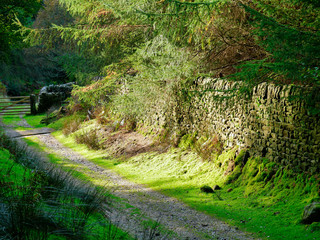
[0,129,129,240]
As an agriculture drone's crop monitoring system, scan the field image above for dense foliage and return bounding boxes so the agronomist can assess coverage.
[235,1,320,86]
[0,0,69,95]
[0,0,41,57]
[2,0,320,114]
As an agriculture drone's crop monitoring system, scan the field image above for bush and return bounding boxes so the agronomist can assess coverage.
[74,129,101,150]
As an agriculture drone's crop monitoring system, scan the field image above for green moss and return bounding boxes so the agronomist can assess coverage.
[178,133,224,161]
[226,165,242,184]
[309,222,320,232]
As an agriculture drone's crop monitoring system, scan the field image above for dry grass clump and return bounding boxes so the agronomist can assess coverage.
[62,114,85,136]
[94,106,112,125]
[195,135,223,161]
[74,129,101,150]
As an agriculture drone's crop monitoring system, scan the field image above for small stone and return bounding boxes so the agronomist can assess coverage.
[301,202,320,224]
[200,185,214,193]
[227,188,233,192]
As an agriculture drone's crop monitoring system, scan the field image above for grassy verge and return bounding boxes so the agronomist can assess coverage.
[21,114,320,239]
[24,114,47,128]
[0,113,47,129]
[0,115,23,126]
[49,127,320,240]
[0,130,132,240]
[22,136,178,239]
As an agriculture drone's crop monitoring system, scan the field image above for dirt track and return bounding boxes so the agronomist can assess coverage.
[1,119,257,240]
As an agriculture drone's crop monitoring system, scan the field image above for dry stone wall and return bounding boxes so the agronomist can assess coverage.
[37,82,74,113]
[159,79,320,173]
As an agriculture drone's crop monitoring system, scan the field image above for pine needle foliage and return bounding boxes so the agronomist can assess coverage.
[21,0,157,86]
[137,0,266,76]
[111,35,199,120]
[18,0,320,116]
[234,1,320,86]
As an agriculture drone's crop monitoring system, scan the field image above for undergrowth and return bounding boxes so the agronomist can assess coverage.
[62,114,86,136]
[74,129,101,150]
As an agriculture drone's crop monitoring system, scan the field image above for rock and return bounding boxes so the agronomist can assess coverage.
[200,185,214,193]
[301,202,320,224]
[212,185,221,190]
[37,82,74,113]
[227,188,233,192]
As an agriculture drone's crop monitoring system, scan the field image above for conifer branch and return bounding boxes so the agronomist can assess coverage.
[239,3,320,37]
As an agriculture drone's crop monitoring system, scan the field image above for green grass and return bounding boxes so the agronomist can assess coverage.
[22,135,178,239]
[0,112,55,129]
[24,114,46,128]
[0,148,33,192]
[0,115,22,126]
[7,114,319,240]
[0,132,132,240]
[51,129,320,240]
[0,113,46,129]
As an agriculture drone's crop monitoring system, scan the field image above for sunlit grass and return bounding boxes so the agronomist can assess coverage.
[23,135,176,239]
[0,115,22,126]
[14,115,320,240]
[23,114,46,128]
[0,113,46,129]
[0,148,33,190]
[50,128,320,240]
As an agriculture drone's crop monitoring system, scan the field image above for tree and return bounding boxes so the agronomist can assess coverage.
[0,0,70,96]
[20,0,320,115]
[0,0,42,59]
[234,0,320,86]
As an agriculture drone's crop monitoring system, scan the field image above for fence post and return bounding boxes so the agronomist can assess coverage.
[30,94,37,115]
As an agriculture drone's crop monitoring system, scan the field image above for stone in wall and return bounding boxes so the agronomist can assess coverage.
[148,78,320,173]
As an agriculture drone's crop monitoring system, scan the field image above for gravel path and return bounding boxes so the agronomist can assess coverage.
[1,115,257,240]
[33,133,257,240]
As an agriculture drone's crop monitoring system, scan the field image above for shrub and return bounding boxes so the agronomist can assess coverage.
[74,129,101,150]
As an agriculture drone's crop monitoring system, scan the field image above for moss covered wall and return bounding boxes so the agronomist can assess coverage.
[157,79,320,174]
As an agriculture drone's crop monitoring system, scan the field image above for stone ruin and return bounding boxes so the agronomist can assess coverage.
[37,82,74,113]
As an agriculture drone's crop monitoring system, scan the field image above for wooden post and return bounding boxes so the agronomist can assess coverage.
[30,94,37,115]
